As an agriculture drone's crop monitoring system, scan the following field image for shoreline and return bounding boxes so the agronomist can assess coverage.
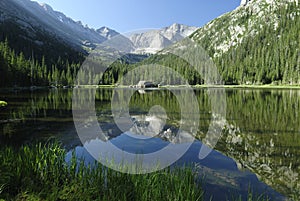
[0,142,272,201]
[1,84,300,91]
[192,84,300,89]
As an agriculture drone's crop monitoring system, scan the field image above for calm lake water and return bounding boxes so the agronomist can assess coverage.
[1,88,299,200]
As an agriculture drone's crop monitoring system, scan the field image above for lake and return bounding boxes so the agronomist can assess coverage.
[0,88,299,200]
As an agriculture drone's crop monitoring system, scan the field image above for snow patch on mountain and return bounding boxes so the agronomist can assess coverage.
[96,27,119,39]
[129,23,198,54]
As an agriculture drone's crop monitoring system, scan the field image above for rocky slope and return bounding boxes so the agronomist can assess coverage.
[129,23,198,54]
[188,0,299,85]
[191,0,299,57]
[0,0,197,56]
[0,0,123,50]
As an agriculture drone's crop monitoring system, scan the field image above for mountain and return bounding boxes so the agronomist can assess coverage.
[0,0,137,57]
[0,0,197,57]
[0,0,98,86]
[0,0,137,87]
[191,0,298,57]
[96,27,119,39]
[95,23,198,54]
[0,0,199,87]
[0,0,197,55]
[103,0,299,86]
[129,23,198,54]
[189,0,299,85]
[0,0,120,50]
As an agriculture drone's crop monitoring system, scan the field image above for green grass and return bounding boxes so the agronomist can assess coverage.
[0,142,203,201]
[0,101,7,107]
[0,142,271,201]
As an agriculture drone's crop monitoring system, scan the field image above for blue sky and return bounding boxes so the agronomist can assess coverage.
[34,0,241,32]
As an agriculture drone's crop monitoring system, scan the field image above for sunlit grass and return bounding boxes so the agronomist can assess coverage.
[0,142,271,201]
[0,142,203,201]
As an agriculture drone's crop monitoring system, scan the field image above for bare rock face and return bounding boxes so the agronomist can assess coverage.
[129,23,198,54]
[240,0,252,6]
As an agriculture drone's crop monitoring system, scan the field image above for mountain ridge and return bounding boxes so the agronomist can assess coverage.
[0,0,199,87]
[0,0,112,49]
[129,23,198,54]
[103,0,299,86]
[1,0,199,55]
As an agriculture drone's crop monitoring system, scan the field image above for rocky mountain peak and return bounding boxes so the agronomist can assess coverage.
[1,0,199,55]
[39,2,54,12]
[96,26,119,39]
[129,23,198,54]
[167,23,181,31]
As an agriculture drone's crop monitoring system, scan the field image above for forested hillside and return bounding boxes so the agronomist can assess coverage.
[0,39,82,87]
[197,0,299,85]
[104,0,299,86]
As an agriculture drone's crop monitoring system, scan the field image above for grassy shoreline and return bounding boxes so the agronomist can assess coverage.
[0,142,271,201]
[0,142,203,201]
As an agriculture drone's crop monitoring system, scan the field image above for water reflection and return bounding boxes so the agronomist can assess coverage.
[0,88,299,199]
[73,88,197,173]
[216,89,300,199]
[130,105,167,139]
